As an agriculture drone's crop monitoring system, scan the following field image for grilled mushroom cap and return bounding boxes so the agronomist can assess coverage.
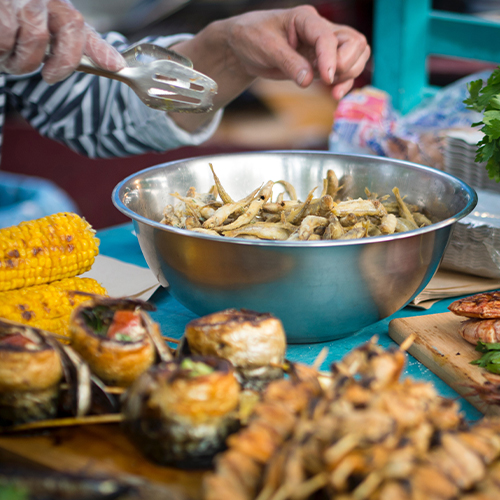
[122,356,241,468]
[0,320,63,425]
[183,309,286,390]
[69,297,170,387]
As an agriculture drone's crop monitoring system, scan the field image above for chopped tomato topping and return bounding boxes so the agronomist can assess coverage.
[0,332,33,347]
[107,310,143,341]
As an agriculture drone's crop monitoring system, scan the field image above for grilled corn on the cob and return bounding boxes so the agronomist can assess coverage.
[0,277,107,337]
[0,212,99,292]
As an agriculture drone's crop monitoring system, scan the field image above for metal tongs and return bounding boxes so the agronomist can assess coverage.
[76,43,217,113]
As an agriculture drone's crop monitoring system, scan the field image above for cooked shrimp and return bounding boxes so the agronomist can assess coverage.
[459,319,500,345]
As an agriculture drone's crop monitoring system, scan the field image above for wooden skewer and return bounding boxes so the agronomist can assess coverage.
[47,332,71,342]
[400,332,416,352]
[162,335,179,344]
[312,347,329,370]
[59,383,125,395]
[103,386,126,395]
[0,414,123,434]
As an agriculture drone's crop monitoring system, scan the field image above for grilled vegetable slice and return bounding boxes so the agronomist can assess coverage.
[181,309,286,390]
[0,277,107,337]
[0,212,100,292]
[69,297,172,387]
[122,356,241,468]
[0,320,64,426]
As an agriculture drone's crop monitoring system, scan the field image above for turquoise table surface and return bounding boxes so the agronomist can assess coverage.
[98,223,485,422]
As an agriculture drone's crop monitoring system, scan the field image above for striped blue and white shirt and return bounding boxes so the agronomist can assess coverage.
[0,32,221,161]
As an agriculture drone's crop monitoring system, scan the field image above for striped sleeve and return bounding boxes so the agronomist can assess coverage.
[3,32,222,159]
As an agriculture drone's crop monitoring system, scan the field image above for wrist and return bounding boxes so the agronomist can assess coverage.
[172,19,255,103]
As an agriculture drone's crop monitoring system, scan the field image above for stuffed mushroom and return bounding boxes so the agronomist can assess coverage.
[69,296,172,388]
[122,356,241,468]
[180,309,287,390]
[0,319,64,426]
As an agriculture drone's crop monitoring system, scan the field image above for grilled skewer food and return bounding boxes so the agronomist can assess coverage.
[0,212,100,292]
[205,338,500,500]
[122,356,241,468]
[69,297,173,388]
[180,309,286,390]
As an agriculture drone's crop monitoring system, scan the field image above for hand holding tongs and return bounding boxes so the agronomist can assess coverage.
[75,43,217,113]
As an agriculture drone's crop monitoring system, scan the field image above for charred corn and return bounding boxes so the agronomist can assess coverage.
[0,212,99,292]
[0,277,107,337]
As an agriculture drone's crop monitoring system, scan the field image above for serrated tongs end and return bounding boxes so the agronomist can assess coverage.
[77,43,218,113]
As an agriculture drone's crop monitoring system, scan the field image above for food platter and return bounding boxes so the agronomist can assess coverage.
[3,184,500,499]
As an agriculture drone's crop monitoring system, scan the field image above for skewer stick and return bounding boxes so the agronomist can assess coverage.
[0,414,123,434]
[312,347,329,370]
[162,335,179,344]
[399,332,416,352]
[103,386,126,395]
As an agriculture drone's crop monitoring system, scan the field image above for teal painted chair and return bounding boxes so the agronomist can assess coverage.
[372,0,500,113]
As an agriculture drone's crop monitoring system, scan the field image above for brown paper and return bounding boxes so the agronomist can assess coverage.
[410,269,500,309]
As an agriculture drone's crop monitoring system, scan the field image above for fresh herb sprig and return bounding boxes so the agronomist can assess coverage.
[81,306,115,337]
[464,67,500,183]
[471,340,500,374]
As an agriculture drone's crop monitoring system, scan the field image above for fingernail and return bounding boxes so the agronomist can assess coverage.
[328,67,334,84]
[296,69,308,85]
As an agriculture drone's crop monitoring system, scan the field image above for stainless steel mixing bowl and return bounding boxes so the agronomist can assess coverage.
[112,151,477,343]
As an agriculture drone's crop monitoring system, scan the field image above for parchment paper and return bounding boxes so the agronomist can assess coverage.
[410,269,500,309]
[81,255,162,301]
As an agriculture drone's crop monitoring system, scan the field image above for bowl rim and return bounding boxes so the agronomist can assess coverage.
[111,150,478,247]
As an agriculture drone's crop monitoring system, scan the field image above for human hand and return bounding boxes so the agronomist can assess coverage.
[0,0,125,84]
[218,5,370,100]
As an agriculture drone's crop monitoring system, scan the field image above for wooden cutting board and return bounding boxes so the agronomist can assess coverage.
[389,312,500,417]
[0,423,207,499]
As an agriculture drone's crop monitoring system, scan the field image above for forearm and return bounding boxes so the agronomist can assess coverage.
[168,20,255,133]
[167,6,370,133]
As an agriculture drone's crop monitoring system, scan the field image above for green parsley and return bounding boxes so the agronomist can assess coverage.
[0,485,29,500]
[470,341,500,374]
[464,68,500,183]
